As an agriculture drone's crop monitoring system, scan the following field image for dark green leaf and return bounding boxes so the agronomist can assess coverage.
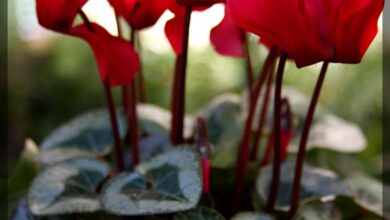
[40,109,127,164]
[172,207,225,220]
[211,147,237,169]
[125,135,173,168]
[11,198,66,220]
[252,86,366,153]
[294,199,342,220]
[294,196,383,220]
[199,94,243,152]
[345,174,388,218]
[332,196,383,219]
[101,147,202,215]
[137,104,194,138]
[256,159,353,211]
[28,158,110,215]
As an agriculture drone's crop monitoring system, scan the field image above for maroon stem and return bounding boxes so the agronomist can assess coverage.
[250,62,275,161]
[170,6,192,145]
[126,30,140,166]
[135,33,147,103]
[288,61,329,218]
[78,9,94,30]
[78,9,125,172]
[259,130,274,166]
[196,117,210,149]
[115,15,129,120]
[125,83,140,166]
[264,52,287,213]
[240,30,254,102]
[103,80,125,172]
[231,46,277,213]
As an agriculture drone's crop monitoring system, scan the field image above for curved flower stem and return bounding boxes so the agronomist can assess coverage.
[127,30,140,166]
[231,46,277,213]
[240,29,254,102]
[288,61,329,218]
[259,129,274,166]
[135,33,147,103]
[170,6,192,145]
[78,9,125,172]
[114,14,129,116]
[250,62,275,161]
[264,51,287,213]
[103,79,125,172]
[78,9,94,31]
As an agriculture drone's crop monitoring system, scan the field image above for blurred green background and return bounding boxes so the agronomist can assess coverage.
[7,0,385,184]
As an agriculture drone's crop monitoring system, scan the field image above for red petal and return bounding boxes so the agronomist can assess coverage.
[71,24,140,86]
[330,0,383,63]
[227,0,334,67]
[108,0,169,30]
[201,158,211,193]
[210,7,243,57]
[165,15,185,54]
[280,129,293,161]
[36,0,87,32]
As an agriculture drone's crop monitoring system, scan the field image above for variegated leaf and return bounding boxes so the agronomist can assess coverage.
[198,94,244,152]
[137,104,194,138]
[101,147,202,215]
[28,158,110,215]
[40,109,127,164]
[249,86,366,153]
[256,159,353,211]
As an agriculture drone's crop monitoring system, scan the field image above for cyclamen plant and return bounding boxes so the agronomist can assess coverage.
[10,0,385,219]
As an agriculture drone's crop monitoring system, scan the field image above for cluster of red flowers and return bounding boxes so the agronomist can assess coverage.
[36,0,383,216]
[36,0,246,86]
[227,0,383,67]
[36,0,383,86]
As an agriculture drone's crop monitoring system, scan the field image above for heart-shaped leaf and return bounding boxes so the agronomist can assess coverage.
[295,196,384,220]
[101,147,202,215]
[172,207,225,220]
[137,104,171,136]
[345,174,389,218]
[137,104,194,138]
[231,211,274,220]
[332,196,383,219]
[125,135,173,168]
[40,109,127,164]
[250,86,366,153]
[211,146,237,169]
[293,199,342,220]
[198,94,244,152]
[28,158,110,215]
[256,159,353,211]
[11,198,67,220]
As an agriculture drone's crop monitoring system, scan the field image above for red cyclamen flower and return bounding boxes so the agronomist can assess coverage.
[324,0,383,63]
[36,0,87,32]
[71,24,140,86]
[108,0,170,30]
[210,6,243,57]
[165,0,243,56]
[227,0,383,67]
[36,0,140,86]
